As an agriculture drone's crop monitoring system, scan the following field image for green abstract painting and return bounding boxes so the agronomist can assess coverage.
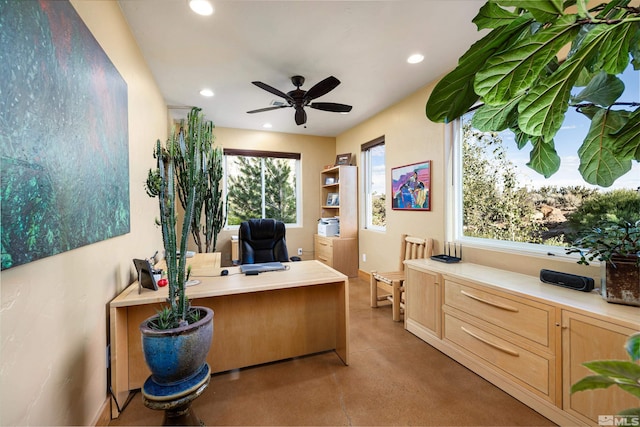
[0,0,130,270]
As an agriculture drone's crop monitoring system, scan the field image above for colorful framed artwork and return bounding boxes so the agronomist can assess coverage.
[391,161,431,211]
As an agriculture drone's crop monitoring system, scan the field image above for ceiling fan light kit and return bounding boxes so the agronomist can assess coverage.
[247,75,353,126]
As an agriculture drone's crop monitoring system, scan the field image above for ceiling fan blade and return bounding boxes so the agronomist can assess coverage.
[295,108,307,125]
[252,81,294,102]
[309,102,352,113]
[303,76,340,101]
[247,105,289,114]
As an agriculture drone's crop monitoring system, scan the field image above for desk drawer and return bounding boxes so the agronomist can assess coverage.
[445,313,551,399]
[444,279,551,348]
[314,235,333,266]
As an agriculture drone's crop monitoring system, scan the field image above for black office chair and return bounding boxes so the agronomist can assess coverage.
[238,219,300,264]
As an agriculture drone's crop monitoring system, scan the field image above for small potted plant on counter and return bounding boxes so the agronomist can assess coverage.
[566,220,640,307]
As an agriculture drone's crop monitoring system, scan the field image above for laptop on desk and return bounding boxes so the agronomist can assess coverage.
[239,262,287,274]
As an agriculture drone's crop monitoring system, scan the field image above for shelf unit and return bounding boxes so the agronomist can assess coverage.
[315,165,358,276]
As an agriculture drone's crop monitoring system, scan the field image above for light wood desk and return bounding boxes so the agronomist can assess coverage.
[109,257,350,418]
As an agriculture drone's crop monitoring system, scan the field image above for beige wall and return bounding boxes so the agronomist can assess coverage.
[211,127,336,266]
[337,82,599,281]
[0,2,166,425]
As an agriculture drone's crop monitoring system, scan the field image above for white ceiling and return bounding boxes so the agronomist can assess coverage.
[118,0,487,137]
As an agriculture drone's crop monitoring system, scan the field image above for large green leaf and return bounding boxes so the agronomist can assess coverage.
[578,108,632,186]
[426,16,532,123]
[612,107,640,161]
[473,2,520,30]
[518,23,618,140]
[595,22,635,75]
[573,72,625,107]
[527,137,560,177]
[475,15,578,105]
[626,333,640,362]
[471,97,521,131]
[495,0,564,22]
[571,375,617,393]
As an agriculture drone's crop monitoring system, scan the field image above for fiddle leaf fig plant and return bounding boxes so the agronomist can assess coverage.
[426,0,640,187]
[571,333,640,417]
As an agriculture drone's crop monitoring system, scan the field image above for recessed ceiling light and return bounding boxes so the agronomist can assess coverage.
[189,0,214,16]
[199,88,214,97]
[407,53,424,64]
[263,123,273,129]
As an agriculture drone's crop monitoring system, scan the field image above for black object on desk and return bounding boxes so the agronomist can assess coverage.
[133,258,159,292]
[431,241,462,264]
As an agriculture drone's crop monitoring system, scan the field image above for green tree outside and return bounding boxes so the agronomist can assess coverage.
[227,156,297,225]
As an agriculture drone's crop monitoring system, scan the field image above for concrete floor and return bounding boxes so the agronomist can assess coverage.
[109,276,556,426]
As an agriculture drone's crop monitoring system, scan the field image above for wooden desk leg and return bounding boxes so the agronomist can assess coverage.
[335,279,350,365]
[109,305,130,418]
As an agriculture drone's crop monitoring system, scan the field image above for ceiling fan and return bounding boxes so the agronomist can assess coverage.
[247,75,353,126]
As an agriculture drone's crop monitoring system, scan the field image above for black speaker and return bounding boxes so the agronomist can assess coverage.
[539,269,594,292]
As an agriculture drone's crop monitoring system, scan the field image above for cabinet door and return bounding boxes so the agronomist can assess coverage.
[405,268,441,338]
[562,311,639,425]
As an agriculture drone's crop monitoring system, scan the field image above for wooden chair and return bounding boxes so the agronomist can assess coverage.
[370,234,433,321]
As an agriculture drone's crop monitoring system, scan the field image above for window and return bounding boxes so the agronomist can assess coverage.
[451,67,640,255]
[224,149,301,226]
[362,137,386,230]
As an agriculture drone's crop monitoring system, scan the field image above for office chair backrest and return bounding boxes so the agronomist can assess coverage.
[238,219,289,264]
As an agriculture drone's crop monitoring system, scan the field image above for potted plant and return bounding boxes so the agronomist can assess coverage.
[566,220,640,307]
[571,333,640,419]
[140,107,216,390]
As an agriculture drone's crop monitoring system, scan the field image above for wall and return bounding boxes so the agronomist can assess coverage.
[211,127,336,266]
[337,81,600,280]
[0,1,166,425]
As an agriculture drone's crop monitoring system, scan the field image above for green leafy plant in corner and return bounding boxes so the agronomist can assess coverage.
[566,219,640,266]
[571,333,640,417]
[426,0,640,187]
[145,107,218,329]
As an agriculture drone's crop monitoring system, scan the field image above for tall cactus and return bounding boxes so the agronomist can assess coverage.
[146,109,206,326]
[174,108,226,253]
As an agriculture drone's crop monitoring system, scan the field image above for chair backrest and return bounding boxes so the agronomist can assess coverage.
[398,234,433,270]
[238,219,289,264]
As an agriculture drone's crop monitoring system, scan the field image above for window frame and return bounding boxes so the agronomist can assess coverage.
[223,148,302,229]
[361,136,386,232]
[446,118,585,262]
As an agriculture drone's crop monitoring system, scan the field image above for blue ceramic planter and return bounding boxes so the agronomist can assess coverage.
[140,306,214,386]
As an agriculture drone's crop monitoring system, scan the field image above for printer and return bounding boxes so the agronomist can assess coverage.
[318,217,339,237]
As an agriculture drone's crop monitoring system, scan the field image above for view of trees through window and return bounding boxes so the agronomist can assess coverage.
[363,140,386,229]
[225,153,298,226]
[461,117,640,248]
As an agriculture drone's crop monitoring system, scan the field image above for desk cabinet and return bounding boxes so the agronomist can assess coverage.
[403,259,639,427]
[442,278,558,404]
[314,234,358,277]
[404,268,441,339]
[562,311,639,425]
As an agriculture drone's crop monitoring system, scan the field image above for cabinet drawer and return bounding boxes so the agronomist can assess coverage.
[445,313,551,399]
[444,280,551,348]
[314,236,333,266]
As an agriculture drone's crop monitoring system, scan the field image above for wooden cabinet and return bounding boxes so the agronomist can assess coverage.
[314,235,358,277]
[442,277,558,404]
[315,165,358,276]
[562,311,639,425]
[404,268,441,339]
[403,259,640,427]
